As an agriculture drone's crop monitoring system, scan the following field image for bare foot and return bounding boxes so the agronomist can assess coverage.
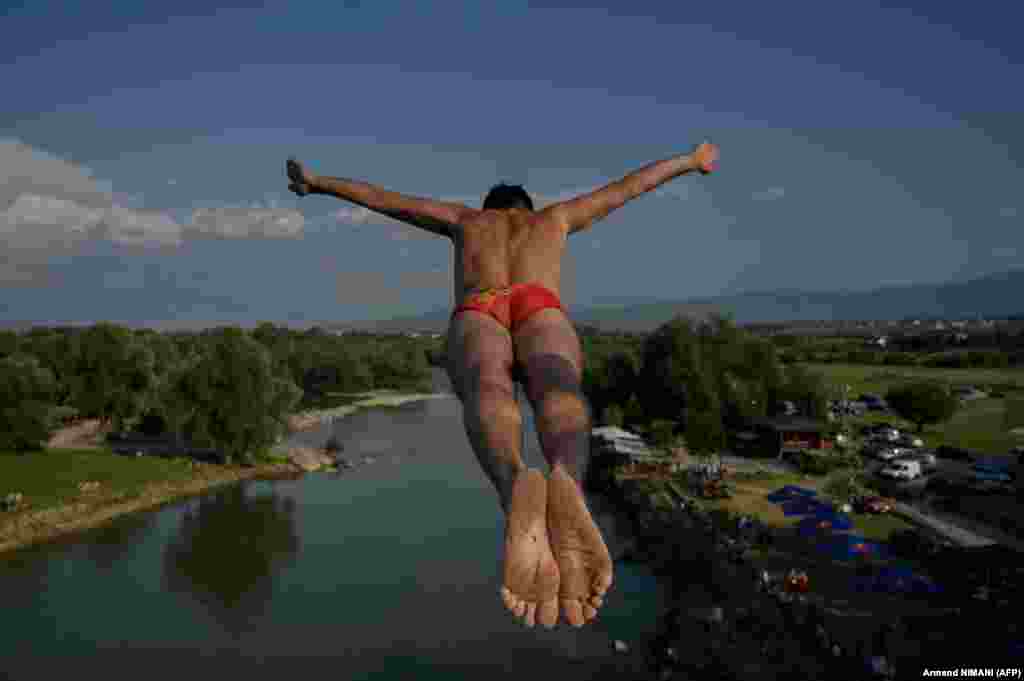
[546,465,614,627]
[286,157,315,196]
[500,468,561,629]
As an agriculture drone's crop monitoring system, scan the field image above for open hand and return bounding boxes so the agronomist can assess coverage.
[693,142,719,175]
[287,158,314,196]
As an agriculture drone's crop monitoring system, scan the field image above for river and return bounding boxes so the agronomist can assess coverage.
[0,369,663,679]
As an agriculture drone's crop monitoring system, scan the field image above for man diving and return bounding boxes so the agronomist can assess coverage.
[285,142,720,629]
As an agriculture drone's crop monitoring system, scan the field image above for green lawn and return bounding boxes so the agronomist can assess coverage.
[1,447,198,512]
[678,471,916,542]
[803,362,1024,455]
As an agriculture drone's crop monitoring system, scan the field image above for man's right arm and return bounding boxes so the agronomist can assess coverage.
[547,143,718,235]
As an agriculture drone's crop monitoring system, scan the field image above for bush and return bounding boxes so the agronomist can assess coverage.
[797,449,861,476]
[602,404,625,428]
[822,472,866,503]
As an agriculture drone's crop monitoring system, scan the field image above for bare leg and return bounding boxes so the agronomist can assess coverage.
[447,312,560,628]
[515,310,614,628]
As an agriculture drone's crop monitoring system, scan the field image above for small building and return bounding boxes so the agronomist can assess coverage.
[734,417,833,457]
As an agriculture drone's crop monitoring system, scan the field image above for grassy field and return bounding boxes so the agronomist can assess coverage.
[1,447,296,554]
[670,472,915,542]
[0,448,223,511]
[803,362,1024,454]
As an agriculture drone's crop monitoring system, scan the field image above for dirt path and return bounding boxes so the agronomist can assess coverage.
[46,419,108,450]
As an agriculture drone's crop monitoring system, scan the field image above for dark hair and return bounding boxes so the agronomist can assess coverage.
[482,183,534,211]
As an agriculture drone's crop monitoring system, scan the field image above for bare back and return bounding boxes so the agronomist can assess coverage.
[450,209,569,302]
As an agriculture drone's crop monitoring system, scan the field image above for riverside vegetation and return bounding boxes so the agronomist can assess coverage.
[0,322,442,550]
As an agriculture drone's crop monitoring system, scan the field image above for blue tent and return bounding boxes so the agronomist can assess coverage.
[797,516,841,537]
[782,498,829,516]
[811,509,854,530]
[817,533,889,561]
[766,485,818,504]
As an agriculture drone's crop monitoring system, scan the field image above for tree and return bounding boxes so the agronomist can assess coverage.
[1004,395,1024,434]
[165,327,302,463]
[65,323,156,431]
[778,364,830,419]
[638,317,702,423]
[0,354,58,452]
[884,382,959,433]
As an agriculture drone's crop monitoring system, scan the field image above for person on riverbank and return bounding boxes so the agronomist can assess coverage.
[286,143,720,628]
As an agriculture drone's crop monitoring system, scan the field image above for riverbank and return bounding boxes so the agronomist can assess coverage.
[0,455,300,556]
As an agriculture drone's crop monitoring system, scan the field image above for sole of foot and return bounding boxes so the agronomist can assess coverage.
[546,465,614,627]
[500,468,561,628]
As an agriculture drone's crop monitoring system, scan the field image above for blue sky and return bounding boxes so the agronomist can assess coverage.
[2,0,1022,325]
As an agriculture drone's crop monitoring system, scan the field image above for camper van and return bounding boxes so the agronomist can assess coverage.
[879,460,922,481]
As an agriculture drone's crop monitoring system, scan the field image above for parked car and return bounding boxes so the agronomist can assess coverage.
[879,460,922,481]
[868,428,901,443]
[971,464,1012,483]
[875,447,901,462]
[896,434,925,448]
[853,495,892,514]
[898,451,937,468]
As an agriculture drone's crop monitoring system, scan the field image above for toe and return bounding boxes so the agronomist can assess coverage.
[582,603,598,622]
[522,602,538,628]
[501,587,517,612]
[513,598,527,619]
[538,599,560,629]
[594,571,613,597]
[562,599,585,628]
[589,594,604,609]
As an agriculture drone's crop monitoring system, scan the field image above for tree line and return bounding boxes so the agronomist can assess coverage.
[578,315,833,454]
[0,323,439,460]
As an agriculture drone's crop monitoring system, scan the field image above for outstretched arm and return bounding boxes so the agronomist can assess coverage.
[287,158,474,238]
[547,142,719,235]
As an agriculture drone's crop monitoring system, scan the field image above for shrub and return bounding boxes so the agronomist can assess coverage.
[797,449,861,476]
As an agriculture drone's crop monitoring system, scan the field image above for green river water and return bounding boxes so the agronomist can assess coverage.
[0,370,663,679]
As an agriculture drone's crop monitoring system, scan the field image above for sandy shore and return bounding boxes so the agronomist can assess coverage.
[0,462,301,556]
[285,391,453,433]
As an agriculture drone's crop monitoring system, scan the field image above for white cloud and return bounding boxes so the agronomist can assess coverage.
[752,186,786,201]
[185,206,304,240]
[0,138,315,286]
[999,207,1018,218]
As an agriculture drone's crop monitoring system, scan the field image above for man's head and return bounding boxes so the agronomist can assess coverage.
[482,183,534,211]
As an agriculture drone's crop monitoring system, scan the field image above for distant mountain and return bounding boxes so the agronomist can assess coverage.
[336,269,1024,334]
[6,270,1021,335]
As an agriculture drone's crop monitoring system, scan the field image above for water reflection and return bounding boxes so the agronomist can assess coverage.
[162,484,300,634]
[78,511,159,570]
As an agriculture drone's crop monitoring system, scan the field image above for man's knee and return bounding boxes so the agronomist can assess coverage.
[536,387,590,429]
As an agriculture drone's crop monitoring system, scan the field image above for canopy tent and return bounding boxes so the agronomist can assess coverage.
[781,498,831,517]
[766,485,818,504]
[810,509,854,531]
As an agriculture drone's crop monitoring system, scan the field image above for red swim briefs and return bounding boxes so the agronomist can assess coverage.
[451,282,564,333]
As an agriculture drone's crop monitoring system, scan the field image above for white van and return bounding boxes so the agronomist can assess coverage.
[880,460,922,481]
